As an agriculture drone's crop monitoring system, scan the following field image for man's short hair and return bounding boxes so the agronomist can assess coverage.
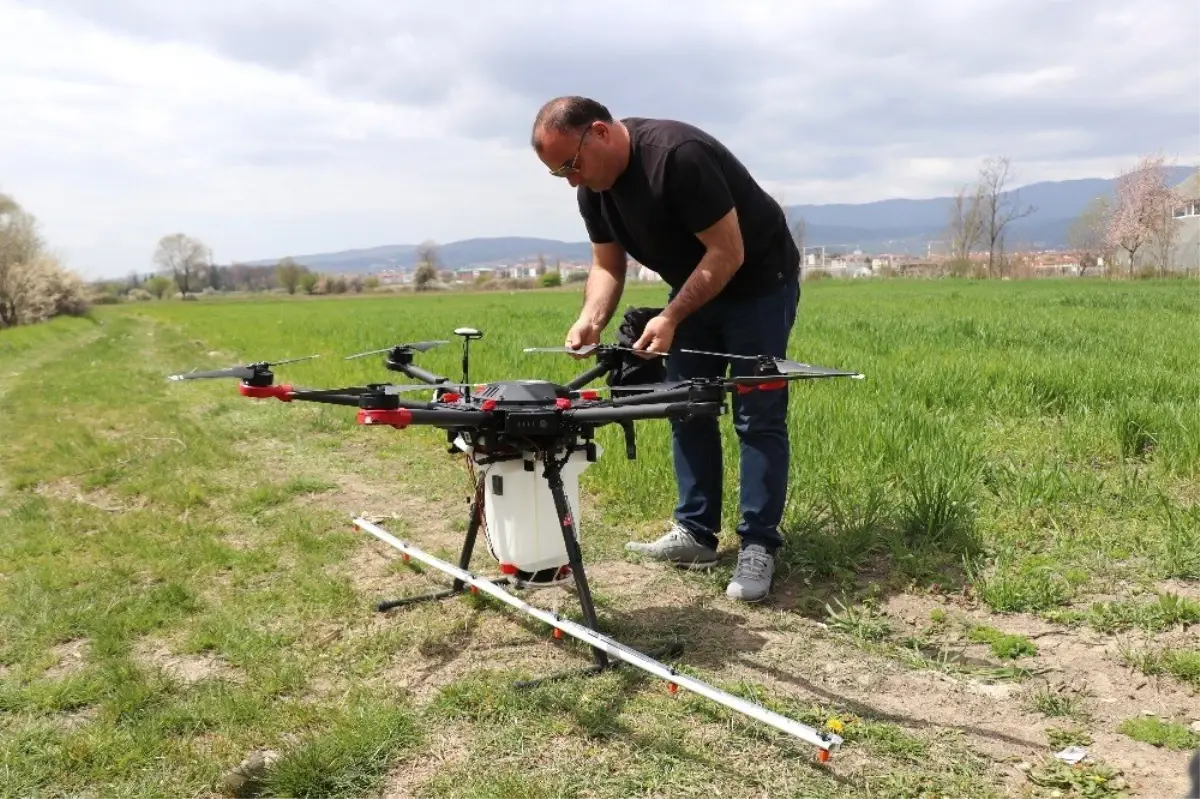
[531,96,614,150]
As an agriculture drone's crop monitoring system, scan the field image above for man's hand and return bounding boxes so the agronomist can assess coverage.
[565,317,602,359]
[633,315,676,358]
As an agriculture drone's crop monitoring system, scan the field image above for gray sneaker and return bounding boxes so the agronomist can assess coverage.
[726,544,775,602]
[626,523,718,569]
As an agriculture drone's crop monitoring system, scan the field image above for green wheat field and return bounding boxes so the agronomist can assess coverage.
[2,277,1198,798]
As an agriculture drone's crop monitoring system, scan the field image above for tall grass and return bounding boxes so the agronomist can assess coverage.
[122,277,1199,605]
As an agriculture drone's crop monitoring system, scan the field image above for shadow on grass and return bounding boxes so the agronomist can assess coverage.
[425,650,859,794]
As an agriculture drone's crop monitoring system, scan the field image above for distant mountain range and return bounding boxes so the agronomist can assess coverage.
[247,167,1196,273]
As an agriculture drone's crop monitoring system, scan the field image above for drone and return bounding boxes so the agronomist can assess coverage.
[167,325,864,761]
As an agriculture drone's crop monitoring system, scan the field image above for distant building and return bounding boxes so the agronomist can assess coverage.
[1171,170,1200,272]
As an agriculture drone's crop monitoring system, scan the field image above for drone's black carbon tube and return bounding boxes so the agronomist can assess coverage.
[565,362,611,391]
[566,401,722,424]
[403,408,490,427]
[609,383,696,405]
[285,390,367,406]
[394,363,450,386]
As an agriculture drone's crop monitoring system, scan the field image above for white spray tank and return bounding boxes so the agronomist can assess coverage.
[454,435,602,582]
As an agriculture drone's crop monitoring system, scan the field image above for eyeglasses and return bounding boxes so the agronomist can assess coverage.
[549,125,591,177]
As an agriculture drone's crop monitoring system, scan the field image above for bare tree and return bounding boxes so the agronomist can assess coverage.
[413,240,440,291]
[947,183,986,273]
[1067,196,1112,277]
[153,233,207,297]
[977,156,1035,277]
[790,216,807,256]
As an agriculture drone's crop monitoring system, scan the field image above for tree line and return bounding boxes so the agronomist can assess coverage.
[946,153,1194,278]
[96,235,383,301]
[92,234,577,303]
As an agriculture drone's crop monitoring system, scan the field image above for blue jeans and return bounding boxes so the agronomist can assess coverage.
[666,273,800,554]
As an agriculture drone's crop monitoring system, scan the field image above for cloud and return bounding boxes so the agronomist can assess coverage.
[2,0,1197,278]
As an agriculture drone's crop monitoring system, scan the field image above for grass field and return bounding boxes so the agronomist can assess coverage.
[1,277,1198,798]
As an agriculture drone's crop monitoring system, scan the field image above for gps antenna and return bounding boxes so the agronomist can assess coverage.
[454,327,484,397]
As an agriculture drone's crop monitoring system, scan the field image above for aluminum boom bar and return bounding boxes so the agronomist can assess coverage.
[352,516,843,755]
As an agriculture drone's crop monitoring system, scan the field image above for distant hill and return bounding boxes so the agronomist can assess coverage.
[785,166,1195,254]
[247,167,1195,272]
[247,237,593,273]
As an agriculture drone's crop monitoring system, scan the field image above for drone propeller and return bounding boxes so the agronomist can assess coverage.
[378,382,473,395]
[524,344,600,355]
[679,348,817,374]
[343,340,450,360]
[525,341,862,381]
[589,364,865,396]
[523,344,664,358]
[166,354,320,382]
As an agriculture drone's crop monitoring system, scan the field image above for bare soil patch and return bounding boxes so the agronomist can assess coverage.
[33,478,147,514]
[134,636,243,685]
[44,637,90,680]
[860,591,1199,797]
[378,722,473,798]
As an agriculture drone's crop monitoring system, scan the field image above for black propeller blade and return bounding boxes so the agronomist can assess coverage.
[679,348,819,374]
[166,354,320,382]
[589,364,864,396]
[344,340,449,360]
[379,382,473,395]
[523,343,661,357]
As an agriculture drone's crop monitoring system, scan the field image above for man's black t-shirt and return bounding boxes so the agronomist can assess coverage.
[577,117,799,298]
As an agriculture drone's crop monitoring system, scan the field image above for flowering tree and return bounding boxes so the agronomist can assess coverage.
[0,191,90,327]
[1105,154,1181,276]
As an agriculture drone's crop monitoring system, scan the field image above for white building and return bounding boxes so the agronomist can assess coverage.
[1170,171,1200,272]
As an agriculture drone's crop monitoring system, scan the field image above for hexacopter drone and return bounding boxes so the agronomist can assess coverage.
[168,324,864,761]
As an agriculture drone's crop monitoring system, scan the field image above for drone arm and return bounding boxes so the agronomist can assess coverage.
[566,401,722,425]
[239,385,439,411]
[358,407,489,430]
[392,363,450,386]
[609,387,691,407]
[287,388,373,406]
[565,360,612,391]
[410,408,488,426]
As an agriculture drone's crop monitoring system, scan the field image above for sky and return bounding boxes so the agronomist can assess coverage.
[1,0,1197,280]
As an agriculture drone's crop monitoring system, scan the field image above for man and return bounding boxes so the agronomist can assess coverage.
[530,96,801,603]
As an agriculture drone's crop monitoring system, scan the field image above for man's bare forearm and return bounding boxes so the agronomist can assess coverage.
[580,252,626,328]
[661,249,740,324]
[581,267,624,328]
